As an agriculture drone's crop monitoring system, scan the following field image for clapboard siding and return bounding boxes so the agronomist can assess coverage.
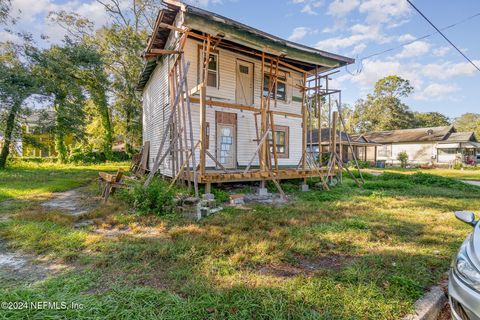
[376,142,436,165]
[142,55,173,176]
[142,37,306,177]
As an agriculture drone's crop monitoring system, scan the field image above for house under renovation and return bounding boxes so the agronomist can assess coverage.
[138,0,355,196]
[360,126,480,166]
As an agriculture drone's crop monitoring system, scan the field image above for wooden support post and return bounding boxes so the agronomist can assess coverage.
[332,111,338,165]
[199,84,207,177]
[301,73,307,170]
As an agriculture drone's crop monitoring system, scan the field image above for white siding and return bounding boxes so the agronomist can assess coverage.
[376,142,436,165]
[142,37,306,177]
[142,55,173,176]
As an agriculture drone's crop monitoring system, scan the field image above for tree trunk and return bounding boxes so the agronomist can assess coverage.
[54,99,68,163]
[0,101,21,169]
[90,84,113,158]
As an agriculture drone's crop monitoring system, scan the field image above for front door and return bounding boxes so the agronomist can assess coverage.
[217,124,236,169]
[236,60,254,105]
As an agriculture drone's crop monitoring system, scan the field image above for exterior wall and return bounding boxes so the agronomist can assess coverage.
[142,54,174,176]
[142,36,305,177]
[376,142,437,165]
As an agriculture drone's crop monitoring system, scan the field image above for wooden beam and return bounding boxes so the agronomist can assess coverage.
[150,49,182,55]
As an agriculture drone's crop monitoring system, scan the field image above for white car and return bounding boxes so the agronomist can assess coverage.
[449,211,480,320]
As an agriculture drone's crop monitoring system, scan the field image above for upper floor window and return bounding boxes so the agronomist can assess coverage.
[198,46,219,88]
[263,74,286,101]
[206,53,218,87]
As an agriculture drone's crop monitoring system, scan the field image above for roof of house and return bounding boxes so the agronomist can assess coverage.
[442,132,475,142]
[137,0,354,90]
[361,126,455,144]
[360,125,478,145]
[307,128,377,146]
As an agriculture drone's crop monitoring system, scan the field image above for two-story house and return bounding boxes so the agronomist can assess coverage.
[138,0,354,195]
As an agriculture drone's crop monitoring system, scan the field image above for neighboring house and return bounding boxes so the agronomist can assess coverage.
[0,134,23,156]
[360,126,480,165]
[307,128,379,163]
[138,0,353,191]
[21,111,63,158]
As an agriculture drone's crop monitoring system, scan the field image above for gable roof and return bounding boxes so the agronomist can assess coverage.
[138,0,354,90]
[443,131,476,142]
[361,126,454,144]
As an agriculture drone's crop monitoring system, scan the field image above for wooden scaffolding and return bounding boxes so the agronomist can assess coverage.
[144,24,363,196]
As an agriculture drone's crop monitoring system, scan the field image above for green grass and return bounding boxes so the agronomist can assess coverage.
[0,161,128,202]
[0,165,477,319]
[367,167,480,181]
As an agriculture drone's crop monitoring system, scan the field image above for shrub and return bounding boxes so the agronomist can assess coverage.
[119,179,177,216]
[348,160,370,169]
[397,151,408,168]
[110,151,130,162]
[69,149,106,164]
[453,163,463,170]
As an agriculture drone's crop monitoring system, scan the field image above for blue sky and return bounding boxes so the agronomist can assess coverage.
[3,0,480,119]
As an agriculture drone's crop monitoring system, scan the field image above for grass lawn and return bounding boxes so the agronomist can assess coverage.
[367,167,480,181]
[0,161,129,202]
[0,165,478,319]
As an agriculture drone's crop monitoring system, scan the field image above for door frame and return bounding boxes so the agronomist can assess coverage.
[235,59,254,106]
[215,111,237,169]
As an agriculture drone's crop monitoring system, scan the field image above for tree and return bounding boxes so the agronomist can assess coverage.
[0,42,37,168]
[453,113,480,134]
[0,0,10,24]
[49,1,160,154]
[413,112,450,128]
[397,151,408,168]
[28,39,104,162]
[350,75,416,132]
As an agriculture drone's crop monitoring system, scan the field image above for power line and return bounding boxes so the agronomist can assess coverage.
[345,10,480,76]
[407,0,480,72]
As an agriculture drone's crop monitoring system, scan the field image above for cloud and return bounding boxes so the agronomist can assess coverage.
[288,27,310,41]
[327,0,359,17]
[185,0,223,6]
[397,33,416,42]
[292,0,324,15]
[358,0,411,25]
[432,46,451,57]
[315,23,391,52]
[421,60,480,80]
[8,0,109,45]
[415,83,460,101]
[395,41,430,59]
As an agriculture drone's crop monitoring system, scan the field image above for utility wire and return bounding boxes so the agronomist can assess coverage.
[407,0,480,72]
[345,9,480,75]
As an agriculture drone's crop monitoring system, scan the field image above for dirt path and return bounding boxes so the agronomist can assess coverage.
[0,241,70,284]
[1,187,99,284]
[41,187,99,216]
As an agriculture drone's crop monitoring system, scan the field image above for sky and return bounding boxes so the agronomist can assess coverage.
[2,0,480,119]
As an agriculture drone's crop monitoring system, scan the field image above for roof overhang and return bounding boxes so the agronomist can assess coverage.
[137,0,354,91]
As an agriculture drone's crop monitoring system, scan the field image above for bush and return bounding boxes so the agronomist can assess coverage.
[110,151,130,162]
[453,163,463,170]
[397,151,408,168]
[69,149,106,164]
[19,157,57,163]
[348,160,370,169]
[119,179,177,216]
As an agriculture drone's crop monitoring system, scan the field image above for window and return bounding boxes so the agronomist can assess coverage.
[206,54,218,87]
[263,74,286,101]
[378,144,391,157]
[438,148,457,155]
[268,125,289,158]
[198,47,219,88]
